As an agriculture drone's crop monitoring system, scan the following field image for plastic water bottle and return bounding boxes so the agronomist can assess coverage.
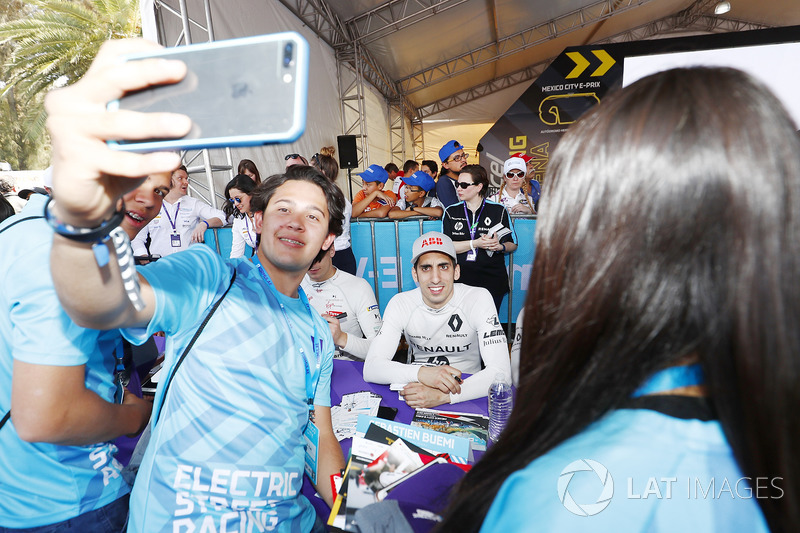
[488,373,513,444]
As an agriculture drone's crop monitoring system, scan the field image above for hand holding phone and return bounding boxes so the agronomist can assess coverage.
[47,38,188,227]
[107,32,310,152]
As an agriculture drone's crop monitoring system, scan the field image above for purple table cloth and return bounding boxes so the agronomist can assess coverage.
[302,359,489,520]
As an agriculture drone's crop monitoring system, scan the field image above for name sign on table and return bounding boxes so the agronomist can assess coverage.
[356,415,472,464]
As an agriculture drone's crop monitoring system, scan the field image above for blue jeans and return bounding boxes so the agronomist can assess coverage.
[0,495,129,533]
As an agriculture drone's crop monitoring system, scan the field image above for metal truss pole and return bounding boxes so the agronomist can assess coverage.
[151,0,232,209]
[336,41,369,196]
[388,100,405,165]
[411,119,424,162]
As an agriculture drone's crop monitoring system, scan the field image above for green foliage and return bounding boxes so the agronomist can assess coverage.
[0,0,141,169]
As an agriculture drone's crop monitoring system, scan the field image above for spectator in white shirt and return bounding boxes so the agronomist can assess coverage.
[302,247,383,360]
[131,166,225,257]
[364,232,511,408]
[488,157,535,214]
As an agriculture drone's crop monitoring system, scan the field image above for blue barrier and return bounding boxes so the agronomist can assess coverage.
[203,227,251,258]
[204,216,536,324]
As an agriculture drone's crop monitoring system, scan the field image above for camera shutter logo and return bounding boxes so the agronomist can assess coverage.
[557,459,614,516]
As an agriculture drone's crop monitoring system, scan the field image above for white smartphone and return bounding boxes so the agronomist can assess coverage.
[107,32,309,152]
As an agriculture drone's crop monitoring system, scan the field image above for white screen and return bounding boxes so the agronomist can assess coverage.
[623,41,800,128]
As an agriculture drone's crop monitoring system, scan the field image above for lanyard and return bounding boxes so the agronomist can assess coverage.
[253,257,321,412]
[462,198,486,240]
[632,364,704,397]
[162,202,181,232]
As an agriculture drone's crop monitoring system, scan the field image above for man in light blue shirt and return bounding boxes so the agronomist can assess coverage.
[46,38,346,533]
[0,175,166,530]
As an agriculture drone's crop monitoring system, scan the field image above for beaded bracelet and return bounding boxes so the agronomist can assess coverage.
[45,197,146,311]
[44,197,124,244]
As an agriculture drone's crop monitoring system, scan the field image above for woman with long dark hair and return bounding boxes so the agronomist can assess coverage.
[237,158,261,185]
[438,68,800,532]
[224,174,258,258]
[312,146,357,275]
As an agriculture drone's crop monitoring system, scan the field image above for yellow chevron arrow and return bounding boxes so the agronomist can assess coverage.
[591,49,616,76]
[565,52,590,79]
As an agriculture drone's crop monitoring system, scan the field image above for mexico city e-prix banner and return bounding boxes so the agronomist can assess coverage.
[478,25,800,190]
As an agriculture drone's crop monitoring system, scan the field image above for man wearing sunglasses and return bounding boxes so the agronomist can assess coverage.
[435,140,469,209]
[285,153,309,168]
[388,171,444,219]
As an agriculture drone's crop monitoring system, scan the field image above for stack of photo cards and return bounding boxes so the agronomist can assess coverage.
[328,420,471,532]
[485,222,512,257]
[331,391,382,441]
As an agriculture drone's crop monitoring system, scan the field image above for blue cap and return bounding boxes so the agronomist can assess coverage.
[439,140,463,163]
[403,171,436,192]
[359,164,389,183]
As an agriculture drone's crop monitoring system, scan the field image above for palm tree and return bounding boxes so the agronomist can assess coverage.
[0,0,141,157]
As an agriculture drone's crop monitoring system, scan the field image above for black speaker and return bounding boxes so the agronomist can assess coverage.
[337,135,358,169]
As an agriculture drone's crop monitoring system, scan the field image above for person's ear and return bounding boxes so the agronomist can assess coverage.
[454,263,460,281]
[322,232,335,251]
[411,265,419,284]
[253,211,263,234]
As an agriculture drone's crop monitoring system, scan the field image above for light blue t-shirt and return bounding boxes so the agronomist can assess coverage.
[126,245,334,533]
[481,405,770,532]
[0,194,128,528]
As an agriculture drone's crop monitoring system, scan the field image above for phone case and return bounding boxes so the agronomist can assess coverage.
[107,32,309,152]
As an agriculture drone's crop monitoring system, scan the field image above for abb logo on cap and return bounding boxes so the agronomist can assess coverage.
[422,237,443,248]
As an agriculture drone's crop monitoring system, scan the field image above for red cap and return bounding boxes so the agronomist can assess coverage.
[511,152,532,163]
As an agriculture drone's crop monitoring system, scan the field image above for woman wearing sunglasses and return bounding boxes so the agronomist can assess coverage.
[442,164,517,313]
[223,174,258,259]
[489,157,536,214]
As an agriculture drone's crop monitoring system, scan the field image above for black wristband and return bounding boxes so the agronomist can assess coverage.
[44,197,125,243]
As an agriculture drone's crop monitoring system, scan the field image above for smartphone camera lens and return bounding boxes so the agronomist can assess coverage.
[283,42,293,68]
